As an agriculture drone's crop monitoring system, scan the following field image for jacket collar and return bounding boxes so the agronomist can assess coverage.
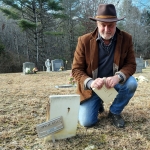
[89,27,123,70]
[90,28,99,70]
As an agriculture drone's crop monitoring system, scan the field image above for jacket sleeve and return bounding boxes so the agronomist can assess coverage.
[72,36,92,90]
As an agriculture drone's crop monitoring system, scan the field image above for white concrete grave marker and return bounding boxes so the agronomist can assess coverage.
[45,94,80,141]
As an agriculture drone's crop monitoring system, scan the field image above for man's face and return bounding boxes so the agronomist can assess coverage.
[97,21,116,40]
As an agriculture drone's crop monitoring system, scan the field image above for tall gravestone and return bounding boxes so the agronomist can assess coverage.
[136,58,144,73]
[51,59,64,71]
[23,62,35,74]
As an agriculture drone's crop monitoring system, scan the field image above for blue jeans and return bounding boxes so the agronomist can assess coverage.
[78,76,138,127]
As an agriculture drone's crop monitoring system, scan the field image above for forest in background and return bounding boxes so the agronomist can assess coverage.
[0,0,150,73]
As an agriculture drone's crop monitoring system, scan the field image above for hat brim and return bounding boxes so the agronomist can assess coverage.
[89,17,125,22]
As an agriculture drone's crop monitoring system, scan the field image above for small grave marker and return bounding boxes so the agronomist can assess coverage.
[36,116,64,138]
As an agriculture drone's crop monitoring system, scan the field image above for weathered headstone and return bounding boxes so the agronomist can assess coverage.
[45,94,80,141]
[51,59,64,71]
[23,62,35,74]
[45,59,51,72]
[136,58,144,73]
[144,60,148,68]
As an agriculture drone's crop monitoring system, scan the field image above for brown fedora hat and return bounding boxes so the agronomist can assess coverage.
[89,4,125,22]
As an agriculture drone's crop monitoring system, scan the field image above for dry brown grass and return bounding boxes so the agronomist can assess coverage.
[0,69,150,150]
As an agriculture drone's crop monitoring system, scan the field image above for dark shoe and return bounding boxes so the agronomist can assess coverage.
[99,101,104,113]
[108,111,125,128]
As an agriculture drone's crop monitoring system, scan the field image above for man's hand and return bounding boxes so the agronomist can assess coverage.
[90,78,105,89]
[90,75,120,90]
[105,75,120,88]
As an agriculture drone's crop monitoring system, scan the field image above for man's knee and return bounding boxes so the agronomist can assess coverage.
[125,76,137,92]
[79,117,98,127]
[127,80,138,92]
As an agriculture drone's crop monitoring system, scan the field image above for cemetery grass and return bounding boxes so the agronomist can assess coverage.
[0,69,150,150]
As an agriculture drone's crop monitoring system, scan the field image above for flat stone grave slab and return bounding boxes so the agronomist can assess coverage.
[55,84,76,88]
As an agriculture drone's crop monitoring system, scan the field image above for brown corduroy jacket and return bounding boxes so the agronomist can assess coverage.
[72,27,136,103]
